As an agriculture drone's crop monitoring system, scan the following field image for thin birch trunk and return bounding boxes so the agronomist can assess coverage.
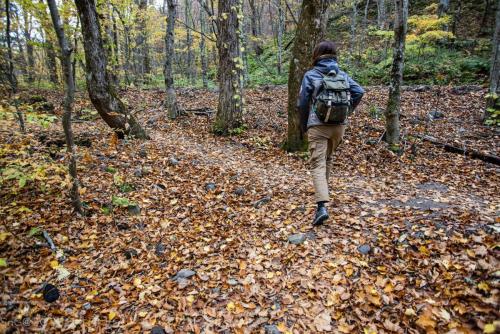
[47,0,83,214]
[384,0,408,146]
[164,0,179,118]
[5,0,17,93]
[200,7,209,88]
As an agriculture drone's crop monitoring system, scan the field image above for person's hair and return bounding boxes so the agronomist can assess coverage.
[312,41,338,66]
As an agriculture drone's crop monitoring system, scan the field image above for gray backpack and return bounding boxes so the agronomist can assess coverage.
[312,69,352,124]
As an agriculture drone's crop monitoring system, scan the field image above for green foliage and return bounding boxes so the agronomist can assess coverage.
[111,195,133,207]
[228,123,248,136]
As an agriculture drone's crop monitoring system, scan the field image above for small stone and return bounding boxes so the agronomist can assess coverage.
[83,302,92,310]
[264,324,282,334]
[127,204,141,215]
[133,168,143,177]
[173,269,196,281]
[138,147,147,158]
[288,233,306,245]
[43,283,60,303]
[151,326,167,334]
[168,157,179,166]
[155,243,166,255]
[254,196,271,208]
[227,278,239,286]
[427,110,444,121]
[358,244,371,255]
[205,183,216,191]
[234,187,245,196]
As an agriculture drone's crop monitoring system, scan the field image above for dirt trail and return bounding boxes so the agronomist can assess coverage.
[1,87,498,333]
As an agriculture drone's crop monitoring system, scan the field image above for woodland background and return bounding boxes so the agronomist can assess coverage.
[0,0,499,333]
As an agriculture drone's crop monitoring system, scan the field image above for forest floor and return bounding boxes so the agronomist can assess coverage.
[0,85,499,333]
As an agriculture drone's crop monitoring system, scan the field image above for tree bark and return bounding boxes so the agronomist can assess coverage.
[75,0,148,139]
[377,0,386,29]
[164,0,179,118]
[134,0,150,84]
[47,0,83,214]
[349,0,358,65]
[214,0,244,135]
[485,0,500,122]
[22,9,35,83]
[285,0,329,152]
[384,0,408,145]
[200,6,209,88]
[5,0,17,93]
[248,0,263,54]
[46,41,59,85]
[185,0,196,84]
[276,0,285,74]
[437,0,450,17]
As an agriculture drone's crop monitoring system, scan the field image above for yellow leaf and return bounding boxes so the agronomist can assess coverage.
[133,277,142,288]
[138,311,147,317]
[477,282,490,292]
[484,323,496,334]
[277,323,288,332]
[186,295,195,303]
[226,301,235,312]
[266,272,274,279]
[0,232,11,242]
[108,311,117,321]
[50,260,59,269]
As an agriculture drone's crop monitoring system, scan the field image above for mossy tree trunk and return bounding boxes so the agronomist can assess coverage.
[384,0,408,146]
[484,0,500,123]
[75,0,149,139]
[214,0,244,135]
[164,0,179,119]
[285,0,329,152]
[47,0,83,214]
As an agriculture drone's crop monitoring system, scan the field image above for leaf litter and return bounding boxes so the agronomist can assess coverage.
[0,86,498,333]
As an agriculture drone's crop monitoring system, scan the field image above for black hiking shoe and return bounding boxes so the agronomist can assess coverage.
[312,206,329,226]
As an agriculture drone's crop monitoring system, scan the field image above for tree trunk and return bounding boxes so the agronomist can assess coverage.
[276,0,285,74]
[384,0,408,146]
[200,6,209,89]
[47,0,83,214]
[377,0,386,29]
[75,0,148,139]
[23,9,35,83]
[5,0,17,93]
[451,0,462,37]
[437,0,450,17]
[113,6,132,86]
[285,0,329,152]
[248,0,263,54]
[164,0,179,118]
[134,0,149,85]
[46,41,59,85]
[349,0,358,65]
[214,0,244,135]
[484,0,500,122]
[185,0,195,84]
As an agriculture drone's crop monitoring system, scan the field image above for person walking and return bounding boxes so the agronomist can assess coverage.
[298,41,364,226]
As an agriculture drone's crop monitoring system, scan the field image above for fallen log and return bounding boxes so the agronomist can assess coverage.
[184,107,215,116]
[416,135,500,165]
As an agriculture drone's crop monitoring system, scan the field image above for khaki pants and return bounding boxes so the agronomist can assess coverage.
[308,125,346,203]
